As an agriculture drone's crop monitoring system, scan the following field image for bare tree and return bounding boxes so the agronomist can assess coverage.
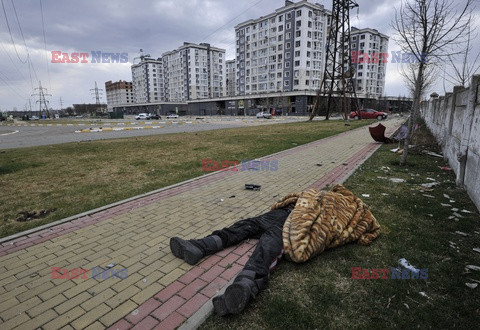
[444,24,480,87]
[392,0,473,166]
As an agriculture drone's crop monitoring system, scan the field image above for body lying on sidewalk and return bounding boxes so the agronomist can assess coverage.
[170,184,381,316]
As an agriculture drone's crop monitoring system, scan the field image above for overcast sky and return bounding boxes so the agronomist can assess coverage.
[0,0,478,111]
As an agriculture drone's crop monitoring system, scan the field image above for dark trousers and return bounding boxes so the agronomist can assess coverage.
[212,208,290,286]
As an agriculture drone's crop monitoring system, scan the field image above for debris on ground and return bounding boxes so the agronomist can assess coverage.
[465,265,480,272]
[423,150,443,158]
[440,165,452,171]
[449,241,460,252]
[473,248,480,254]
[422,194,435,198]
[398,258,420,275]
[390,178,405,183]
[362,194,370,198]
[454,231,469,237]
[245,184,261,191]
[465,283,478,289]
[420,182,440,189]
[461,209,473,214]
[441,203,452,207]
[419,292,431,299]
[16,208,57,222]
[106,263,116,269]
[316,163,323,166]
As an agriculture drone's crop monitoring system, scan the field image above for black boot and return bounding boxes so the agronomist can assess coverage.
[212,270,261,316]
[170,235,223,265]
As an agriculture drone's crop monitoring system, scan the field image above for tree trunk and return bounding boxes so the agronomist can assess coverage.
[400,63,425,166]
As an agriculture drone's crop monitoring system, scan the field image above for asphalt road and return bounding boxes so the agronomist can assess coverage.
[0,117,306,149]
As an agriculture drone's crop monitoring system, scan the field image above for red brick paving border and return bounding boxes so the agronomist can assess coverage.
[106,240,257,330]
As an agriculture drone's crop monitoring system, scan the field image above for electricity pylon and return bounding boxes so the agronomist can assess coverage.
[309,0,360,122]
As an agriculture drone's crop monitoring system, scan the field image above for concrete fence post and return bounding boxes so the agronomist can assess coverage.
[456,74,480,187]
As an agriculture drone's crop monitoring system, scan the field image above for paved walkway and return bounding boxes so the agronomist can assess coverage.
[0,117,404,330]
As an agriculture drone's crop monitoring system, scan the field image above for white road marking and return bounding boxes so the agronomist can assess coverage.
[0,130,19,136]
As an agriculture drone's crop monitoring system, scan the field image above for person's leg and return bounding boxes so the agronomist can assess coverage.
[170,209,280,265]
[212,208,289,315]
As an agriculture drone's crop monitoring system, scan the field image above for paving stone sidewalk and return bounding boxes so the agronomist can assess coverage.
[0,117,404,330]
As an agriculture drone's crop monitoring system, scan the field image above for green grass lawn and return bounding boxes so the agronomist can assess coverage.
[0,119,371,238]
[200,120,480,329]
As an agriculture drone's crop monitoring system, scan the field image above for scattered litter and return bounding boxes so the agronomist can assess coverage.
[390,178,405,183]
[142,278,147,283]
[451,208,459,212]
[468,278,480,284]
[404,303,410,309]
[422,194,435,198]
[452,212,464,218]
[455,231,469,237]
[16,208,57,222]
[440,166,452,171]
[381,193,389,196]
[229,195,236,198]
[131,309,139,316]
[450,200,456,203]
[245,184,261,191]
[390,148,400,153]
[316,163,323,166]
[473,248,480,254]
[465,265,480,272]
[466,283,478,289]
[461,209,473,214]
[421,182,439,188]
[342,162,348,166]
[398,258,420,275]
[220,199,225,202]
[419,292,430,299]
[449,241,460,252]
[426,177,436,181]
[443,194,451,199]
[441,203,452,207]
[424,151,443,158]
[362,194,370,198]
[426,214,433,217]
[106,263,116,269]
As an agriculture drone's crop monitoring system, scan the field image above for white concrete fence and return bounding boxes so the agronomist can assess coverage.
[420,74,480,212]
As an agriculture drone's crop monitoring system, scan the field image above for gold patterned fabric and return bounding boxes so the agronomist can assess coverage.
[271,184,381,263]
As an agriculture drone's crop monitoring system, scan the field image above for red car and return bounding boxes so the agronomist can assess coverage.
[349,108,388,120]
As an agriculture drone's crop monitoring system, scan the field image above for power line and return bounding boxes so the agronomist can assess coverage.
[1,0,27,64]
[0,72,27,100]
[39,0,51,91]
[10,0,39,84]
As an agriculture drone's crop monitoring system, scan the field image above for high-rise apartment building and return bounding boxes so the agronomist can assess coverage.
[105,80,134,110]
[350,27,389,98]
[131,58,164,104]
[235,0,329,96]
[226,59,236,96]
[162,42,226,102]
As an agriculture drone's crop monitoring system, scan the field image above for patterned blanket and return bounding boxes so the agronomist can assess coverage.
[271,184,381,263]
